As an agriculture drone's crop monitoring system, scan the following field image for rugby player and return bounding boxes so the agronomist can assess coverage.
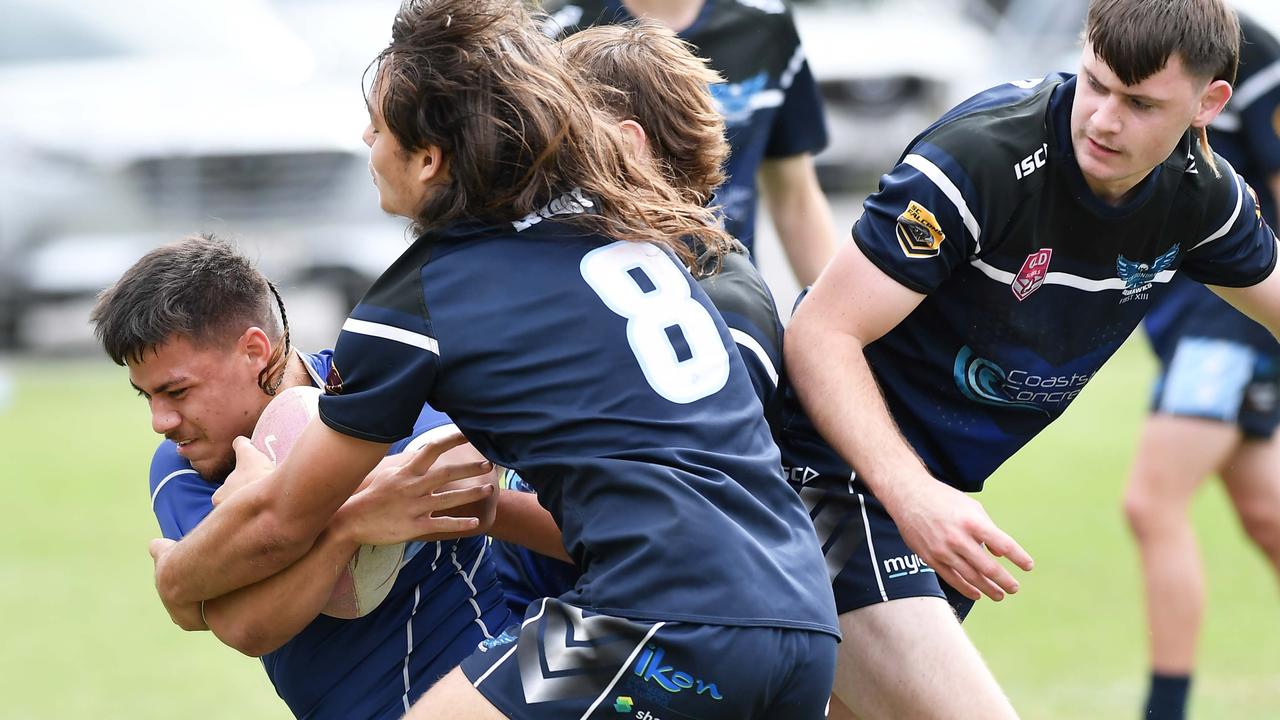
[1126,10,1280,719]
[489,18,790,618]
[781,1,1280,717]
[542,0,838,285]
[145,2,840,718]
[91,235,511,718]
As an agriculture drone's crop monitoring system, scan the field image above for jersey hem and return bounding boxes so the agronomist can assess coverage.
[1217,243,1279,288]
[317,408,404,445]
[585,604,842,641]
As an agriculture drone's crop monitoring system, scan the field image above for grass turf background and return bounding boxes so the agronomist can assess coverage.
[1,337,1275,718]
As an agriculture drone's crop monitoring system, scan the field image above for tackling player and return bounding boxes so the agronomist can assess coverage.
[781,0,1280,717]
[542,0,839,285]
[489,18,789,617]
[90,235,512,719]
[1126,10,1280,719]
[144,2,840,718]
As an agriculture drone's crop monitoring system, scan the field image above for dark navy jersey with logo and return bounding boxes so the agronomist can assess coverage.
[148,351,512,720]
[781,74,1278,492]
[489,245,787,613]
[542,0,828,252]
[1145,12,1280,360]
[319,206,838,637]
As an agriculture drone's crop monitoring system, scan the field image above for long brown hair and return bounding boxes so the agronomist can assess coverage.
[368,0,731,263]
[561,20,728,207]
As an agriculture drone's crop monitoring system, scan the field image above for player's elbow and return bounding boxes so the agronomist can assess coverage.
[208,612,286,657]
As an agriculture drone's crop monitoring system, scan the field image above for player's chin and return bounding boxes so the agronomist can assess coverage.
[194,453,235,483]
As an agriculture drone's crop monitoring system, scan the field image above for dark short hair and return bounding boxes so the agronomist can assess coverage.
[561,20,728,206]
[90,234,289,389]
[1086,0,1239,86]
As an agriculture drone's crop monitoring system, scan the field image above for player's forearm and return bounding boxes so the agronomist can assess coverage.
[760,156,838,286]
[157,425,389,604]
[491,489,572,563]
[784,311,934,507]
[203,525,360,657]
[155,479,321,605]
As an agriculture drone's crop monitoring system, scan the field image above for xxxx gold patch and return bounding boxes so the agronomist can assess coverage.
[896,201,945,258]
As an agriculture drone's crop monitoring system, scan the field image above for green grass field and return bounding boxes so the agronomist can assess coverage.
[1,339,1275,719]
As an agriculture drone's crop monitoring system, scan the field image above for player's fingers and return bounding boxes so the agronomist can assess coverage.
[935,561,983,601]
[411,516,481,540]
[951,552,1009,601]
[427,482,495,509]
[980,527,1035,572]
[957,537,1021,595]
[148,537,176,561]
[231,435,272,468]
[400,430,470,474]
[411,459,494,492]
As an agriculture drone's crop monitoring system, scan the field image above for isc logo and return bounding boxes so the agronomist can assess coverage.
[1013,143,1049,180]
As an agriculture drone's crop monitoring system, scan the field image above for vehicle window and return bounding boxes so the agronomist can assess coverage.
[0,2,127,64]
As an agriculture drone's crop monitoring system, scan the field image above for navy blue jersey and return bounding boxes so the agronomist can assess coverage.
[148,350,512,720]
[780,75,1278,493]
[1145,12,1280,359]
[544,0,828,252]
[489,245,787,612]
[320,202,838,637]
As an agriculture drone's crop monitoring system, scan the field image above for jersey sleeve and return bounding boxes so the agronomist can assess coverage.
[319,260,442,444]
[148,442,216,541]
[1180,159,1279,288]
[764,13,828,159]
[388,402,458,455]
[852,142,983,294]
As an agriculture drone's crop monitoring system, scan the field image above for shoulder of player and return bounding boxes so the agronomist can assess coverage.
[1187,145,1253,228]
[914,78,1059,171]
[697,250,781,334]
[148,441,210,499]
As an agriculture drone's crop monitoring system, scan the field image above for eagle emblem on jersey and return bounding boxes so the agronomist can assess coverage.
[1116,244,1179,299]
[1011,249,1053,301]
[896,201,945,258]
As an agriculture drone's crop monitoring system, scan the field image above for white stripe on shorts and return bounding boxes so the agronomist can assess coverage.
[858,493,889,602]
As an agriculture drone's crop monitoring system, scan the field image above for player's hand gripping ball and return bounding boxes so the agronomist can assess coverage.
[251,385,405,619]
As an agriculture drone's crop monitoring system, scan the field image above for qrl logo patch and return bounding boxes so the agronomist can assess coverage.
[1011,249,1053,301]
[895,201,945,258]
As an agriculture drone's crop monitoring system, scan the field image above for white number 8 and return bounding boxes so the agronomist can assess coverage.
[580,241,729,403]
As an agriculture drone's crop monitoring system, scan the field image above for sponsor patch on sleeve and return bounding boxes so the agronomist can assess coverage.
[895,201,946,258]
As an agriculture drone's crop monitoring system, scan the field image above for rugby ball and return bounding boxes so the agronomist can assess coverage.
[251,385,405,620]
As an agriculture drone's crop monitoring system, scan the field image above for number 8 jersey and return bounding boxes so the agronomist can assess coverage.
[319,208,840,637]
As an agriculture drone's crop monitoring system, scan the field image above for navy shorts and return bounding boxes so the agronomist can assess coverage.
[1152,336,1280,439]
[460,598,837,719]
[794,475,975,622]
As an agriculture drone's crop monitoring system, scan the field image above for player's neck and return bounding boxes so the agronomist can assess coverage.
[1083,172,1149,207]
[276,349,314,394]
[622,0,705,32]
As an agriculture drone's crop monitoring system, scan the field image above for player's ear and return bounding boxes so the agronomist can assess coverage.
[618,119,648,160]
[239,327,273,372]
[416,144,447,185]
[1191,79,1231,129]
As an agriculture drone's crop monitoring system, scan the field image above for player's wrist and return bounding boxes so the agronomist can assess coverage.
[866,465,937,513]
[326,502,364,548]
